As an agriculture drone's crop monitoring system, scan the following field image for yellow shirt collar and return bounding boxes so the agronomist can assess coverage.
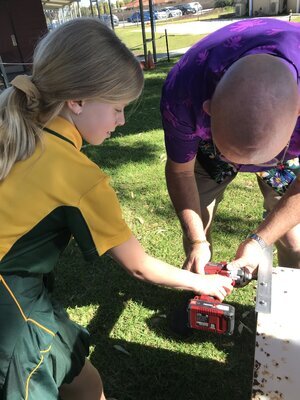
[45,116,83,150]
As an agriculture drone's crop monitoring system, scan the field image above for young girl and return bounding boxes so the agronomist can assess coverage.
[0,18,233,400]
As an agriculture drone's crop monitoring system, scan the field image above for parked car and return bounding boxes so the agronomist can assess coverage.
[186,2,203,13]
[127,11,151,22]
[127,9,168,23]
[99,14,119,27]
[177,4,196,14]
[160,7,182,18]
[154,9,168,19]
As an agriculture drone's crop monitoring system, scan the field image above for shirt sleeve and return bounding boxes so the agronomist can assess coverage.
[161,94,202,163]
[74,175,132,257]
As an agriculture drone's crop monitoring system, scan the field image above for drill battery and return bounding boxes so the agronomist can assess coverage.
[188,295,235,335]
[187,262,252,335]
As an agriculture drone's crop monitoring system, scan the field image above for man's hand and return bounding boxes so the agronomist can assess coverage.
[194,274,233,301]
[227,238,263,276]
[183,242,211,274]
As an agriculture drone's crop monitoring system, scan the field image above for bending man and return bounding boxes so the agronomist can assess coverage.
[160,18,300,272]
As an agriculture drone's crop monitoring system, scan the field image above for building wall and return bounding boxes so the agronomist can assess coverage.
[0,0,47,72]
[253,0,281,15]
[287,0,298,12]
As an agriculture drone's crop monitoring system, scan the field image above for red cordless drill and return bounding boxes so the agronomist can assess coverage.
[187,262,252,335]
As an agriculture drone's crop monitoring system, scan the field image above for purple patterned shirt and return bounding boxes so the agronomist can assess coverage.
[160,18,300,174]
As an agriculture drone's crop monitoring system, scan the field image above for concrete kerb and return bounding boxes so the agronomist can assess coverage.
[157,46,191,61]
[137,46,190,63]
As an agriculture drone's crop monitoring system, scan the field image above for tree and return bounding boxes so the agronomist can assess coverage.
[80,6,92,16]
[116,1,124,9]
[215,0,233,8]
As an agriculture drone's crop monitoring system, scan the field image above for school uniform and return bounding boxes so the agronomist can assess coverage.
[0,116,131,399]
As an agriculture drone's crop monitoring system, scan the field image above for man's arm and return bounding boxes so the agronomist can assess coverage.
[165,156,211,272]
[256,176,300,244]
[230,176,300,270]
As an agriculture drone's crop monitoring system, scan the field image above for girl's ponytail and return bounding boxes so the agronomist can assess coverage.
[0,75,43,180]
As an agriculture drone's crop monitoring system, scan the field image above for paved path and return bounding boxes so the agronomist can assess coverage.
[148,15,290,35]
[140,19,242,61]
[150,18,242,35]
[143,16,290,61]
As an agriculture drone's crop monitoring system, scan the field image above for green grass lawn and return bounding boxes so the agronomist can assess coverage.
[115,7,236,57]
[290,15,300,22]
[115,23,206,57]
[53,59,271,400]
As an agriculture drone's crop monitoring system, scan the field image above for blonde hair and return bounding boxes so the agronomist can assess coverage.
[0,18,144,180]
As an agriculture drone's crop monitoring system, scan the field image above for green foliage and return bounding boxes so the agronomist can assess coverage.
[80,6,92,16]
[116,0,124,8]
[215,0,234,8]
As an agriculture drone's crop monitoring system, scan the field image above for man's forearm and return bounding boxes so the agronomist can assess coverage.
[255,177,300,245]
[165,161,206,242]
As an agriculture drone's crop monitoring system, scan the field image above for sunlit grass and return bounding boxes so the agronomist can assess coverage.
[115,7,236,56]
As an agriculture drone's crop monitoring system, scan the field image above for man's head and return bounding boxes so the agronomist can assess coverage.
[203,54,300,164]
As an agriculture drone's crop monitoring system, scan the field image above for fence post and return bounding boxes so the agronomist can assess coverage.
[165,29,170,62]
[139,0,148,66]
[0,56,10,88]
[148,0,157,62]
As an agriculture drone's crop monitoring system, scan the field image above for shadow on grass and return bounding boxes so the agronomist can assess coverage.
[117,81,164,136]
[213,214,262,236]
[82,139,160,170]
[146,208,262,237]
[92,329,255,400]
[108,59,177,137]
[54,244,255,400]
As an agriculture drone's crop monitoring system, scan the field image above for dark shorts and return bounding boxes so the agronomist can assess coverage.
[0,274,90,400]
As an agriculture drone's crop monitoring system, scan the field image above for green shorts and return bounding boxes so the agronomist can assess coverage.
[0,274,90,400]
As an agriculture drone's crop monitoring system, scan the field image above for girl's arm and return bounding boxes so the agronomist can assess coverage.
[108,235,233,301]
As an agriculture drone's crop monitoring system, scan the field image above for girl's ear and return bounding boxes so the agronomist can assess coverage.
[203,99,211,116]
[65,100,84,115]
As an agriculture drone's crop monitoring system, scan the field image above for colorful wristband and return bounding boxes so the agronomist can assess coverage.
[248,233,267,250]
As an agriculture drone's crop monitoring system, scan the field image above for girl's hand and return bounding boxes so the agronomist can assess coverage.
[194,274,233,301]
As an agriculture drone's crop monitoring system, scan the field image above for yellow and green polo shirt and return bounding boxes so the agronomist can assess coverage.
[0,116,131,274]
[0,116,131,397]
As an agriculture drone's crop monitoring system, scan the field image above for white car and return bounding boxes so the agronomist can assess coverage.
[154,9,168,19]
[161,7,183,18]
[99,14,119,27]
[186,2,203,13]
